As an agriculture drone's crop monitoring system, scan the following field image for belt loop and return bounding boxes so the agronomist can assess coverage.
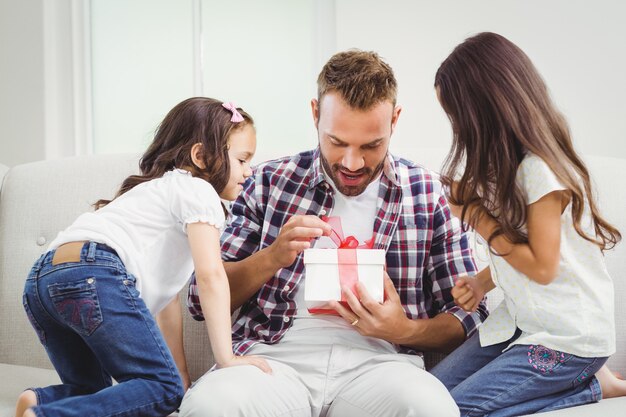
[86,241,97,262]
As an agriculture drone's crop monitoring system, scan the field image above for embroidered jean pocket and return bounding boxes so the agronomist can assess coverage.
[23,293,46,345]
[48,277,103,336]
[527,345,569,373]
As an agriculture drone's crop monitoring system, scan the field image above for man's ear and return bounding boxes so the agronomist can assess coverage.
[311,98,320,129]
[390,105,402,134]
[190,143,206,169]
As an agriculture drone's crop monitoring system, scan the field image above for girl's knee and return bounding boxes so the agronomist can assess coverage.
[156,376,186,414]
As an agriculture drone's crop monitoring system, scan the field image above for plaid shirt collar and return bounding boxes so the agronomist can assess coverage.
[306,146,402,191]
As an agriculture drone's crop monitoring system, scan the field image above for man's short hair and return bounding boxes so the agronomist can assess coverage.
[317,49,398,110]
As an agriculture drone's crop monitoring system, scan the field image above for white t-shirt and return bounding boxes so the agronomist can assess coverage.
[479,154,616,357]
[49,169,225,315]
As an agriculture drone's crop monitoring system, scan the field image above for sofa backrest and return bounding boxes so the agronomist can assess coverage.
[1,151,624,380]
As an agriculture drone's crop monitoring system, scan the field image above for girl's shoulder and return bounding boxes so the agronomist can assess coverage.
[164,168,216,190]
[518,152,548,172]
[517,153,556,181]
[162,168,221,204]
[163,169,225,226]
[517,153,567,204]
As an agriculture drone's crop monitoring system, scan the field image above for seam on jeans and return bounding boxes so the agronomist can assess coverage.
[571,357,602,386]
[101,390,181,417]
[23,292,47,345]
[28,389,44,417]
[32,407,46,417]
[467,370,545,415]
[26,387,41,405]
[32,275,62,332]
[124,288,184,392]
[590,376,602,402]
[467,351,575,416]
[37,260,122,278]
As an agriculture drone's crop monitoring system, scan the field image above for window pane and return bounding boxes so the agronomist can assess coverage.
[201,0,318,163]
[91,0,194,154]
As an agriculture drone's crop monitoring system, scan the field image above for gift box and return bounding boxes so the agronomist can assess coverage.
[303,248,386,313]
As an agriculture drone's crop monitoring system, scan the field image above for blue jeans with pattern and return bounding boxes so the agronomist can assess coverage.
[22,241,184,417]
[431,329,606,417]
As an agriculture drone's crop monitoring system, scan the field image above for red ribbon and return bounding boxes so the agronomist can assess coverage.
[321,216,374,306]
[321,215,374,249]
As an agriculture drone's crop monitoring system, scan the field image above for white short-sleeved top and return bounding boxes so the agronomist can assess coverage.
[49,169,225,314]
[479,154,615,357]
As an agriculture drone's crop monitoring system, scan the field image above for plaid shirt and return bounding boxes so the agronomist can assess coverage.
[188,148,487,355]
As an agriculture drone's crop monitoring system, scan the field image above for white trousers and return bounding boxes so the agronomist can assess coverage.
[179,326,459,417]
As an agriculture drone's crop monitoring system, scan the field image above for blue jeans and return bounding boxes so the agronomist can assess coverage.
[22,242,184,417]
[430,330,606,417]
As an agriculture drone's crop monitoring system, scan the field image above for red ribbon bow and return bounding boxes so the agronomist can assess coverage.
[321,215,374,249]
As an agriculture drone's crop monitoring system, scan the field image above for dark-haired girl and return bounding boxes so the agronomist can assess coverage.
[431,32,626,416]
[17,97,270,417]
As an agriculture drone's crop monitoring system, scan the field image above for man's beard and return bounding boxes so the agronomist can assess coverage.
[320,154,385,197]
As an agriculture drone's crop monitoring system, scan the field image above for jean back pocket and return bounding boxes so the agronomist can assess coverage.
[48,277,103,336]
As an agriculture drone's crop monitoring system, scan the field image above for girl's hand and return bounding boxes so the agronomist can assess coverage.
[451,276,486,312]
[217,354,273,374]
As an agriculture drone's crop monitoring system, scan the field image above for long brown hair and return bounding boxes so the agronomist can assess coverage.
[95,97,253,209]
[435,32,620,251]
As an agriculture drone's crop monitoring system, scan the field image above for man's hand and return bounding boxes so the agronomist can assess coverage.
[329,273,410,344]
[266,215,331,269]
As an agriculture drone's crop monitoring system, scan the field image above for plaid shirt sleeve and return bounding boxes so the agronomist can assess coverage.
[186,175,263,320]
[427,193,488,337]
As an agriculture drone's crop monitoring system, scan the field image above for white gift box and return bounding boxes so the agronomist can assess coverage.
[303,248,386,313]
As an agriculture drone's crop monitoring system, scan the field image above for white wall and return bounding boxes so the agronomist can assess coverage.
[1,0,625,167]
[0,0,45,167]
[199,0,319,162]
[90,0,195,154]
[89,0,322,163]
[335,0,626,161]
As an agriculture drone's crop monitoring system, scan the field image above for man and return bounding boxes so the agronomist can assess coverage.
[180,50,487,417]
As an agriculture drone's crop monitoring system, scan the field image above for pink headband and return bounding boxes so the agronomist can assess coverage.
[222,102,244,123]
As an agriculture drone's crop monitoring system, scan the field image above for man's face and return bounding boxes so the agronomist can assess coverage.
[312,92,401,196]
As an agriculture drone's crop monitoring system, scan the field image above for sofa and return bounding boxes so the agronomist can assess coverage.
[1,151,624,416]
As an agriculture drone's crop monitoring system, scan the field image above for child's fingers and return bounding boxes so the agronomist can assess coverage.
[455,277,469,287]
[455,289,475,307]
[451,283,471,300]
[247,356,273,374]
